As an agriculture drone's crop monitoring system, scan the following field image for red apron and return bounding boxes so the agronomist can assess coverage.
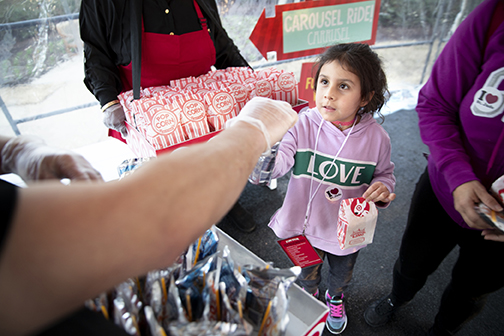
[111,0,216,142]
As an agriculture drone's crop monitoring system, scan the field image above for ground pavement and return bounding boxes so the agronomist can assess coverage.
[217,108,504,336]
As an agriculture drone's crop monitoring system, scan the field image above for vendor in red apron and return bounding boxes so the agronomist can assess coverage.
[80,0,255,232]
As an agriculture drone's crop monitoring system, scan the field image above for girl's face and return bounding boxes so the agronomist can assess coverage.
[315,61,368,124]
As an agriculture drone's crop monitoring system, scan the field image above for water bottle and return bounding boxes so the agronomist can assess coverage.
[248,142,280,186]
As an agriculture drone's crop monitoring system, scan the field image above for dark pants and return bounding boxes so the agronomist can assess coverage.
[299,247,359,298]
[391,168,504,335]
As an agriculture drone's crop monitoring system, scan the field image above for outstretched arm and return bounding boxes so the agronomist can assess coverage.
[0,135,103,182]
[0,98,298,336]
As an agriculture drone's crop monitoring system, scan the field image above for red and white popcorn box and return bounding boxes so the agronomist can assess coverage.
[204,87,238,131]
[337,197,378,250]
[122,67,306,157]
[210,80,250,112]
[131,96,186,150]
[130,96,162,137]
[272,71,298,106]
[154,88,183,101]
[170,76,201,90]
[172,92,211,140]
[256,68,274,79]
[231,69,257,85]
[248,78,274,100]
[225,66,254,74]
[143,85,170,96]
[118,90,136,127]
[491,175,504,204]
[205,69,229,81]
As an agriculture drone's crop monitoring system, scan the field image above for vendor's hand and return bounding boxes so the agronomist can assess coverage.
[227,97,298,154]
[1,135,103,182]
[362,181,396,203]
[481,229,504,242]
[453,180,503,230]
[103,103,128,138]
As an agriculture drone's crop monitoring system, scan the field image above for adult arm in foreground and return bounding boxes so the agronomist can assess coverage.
[0,98,298,336]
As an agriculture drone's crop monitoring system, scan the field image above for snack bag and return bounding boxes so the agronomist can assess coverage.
[117,157,153,180]
[144,85,171,96]
[211,80,250,112]
[247,78,273,100]
[132,96,186,149]
[153,87,184,101]
[172,92,211,140]
[271,70,298,106]
[204,88,238,131]
[170,76,199,90]
[337,197,378,250]
[118,90,137,127]
[230,68,257,85]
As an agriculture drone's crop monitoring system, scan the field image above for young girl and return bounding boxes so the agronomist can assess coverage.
[268,43,396,334]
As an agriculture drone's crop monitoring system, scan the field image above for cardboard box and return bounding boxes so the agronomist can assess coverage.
[216,227,328,336]
[125,100,309,158]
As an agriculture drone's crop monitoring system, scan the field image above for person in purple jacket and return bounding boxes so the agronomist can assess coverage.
[364,0,504,334]
[267,43,396,334]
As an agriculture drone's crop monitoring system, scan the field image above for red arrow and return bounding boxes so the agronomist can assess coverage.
[249,0,380,61]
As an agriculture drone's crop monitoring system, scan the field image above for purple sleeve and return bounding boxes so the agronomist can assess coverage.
[271,125,298,179]
[416,1,492,193]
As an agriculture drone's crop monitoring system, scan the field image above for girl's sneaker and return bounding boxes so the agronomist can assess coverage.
[325,290,347,334]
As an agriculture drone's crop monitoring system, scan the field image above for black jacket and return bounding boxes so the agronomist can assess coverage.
[80,0,249,107]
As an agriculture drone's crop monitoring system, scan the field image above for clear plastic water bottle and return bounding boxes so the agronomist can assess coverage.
[248,142,280,186]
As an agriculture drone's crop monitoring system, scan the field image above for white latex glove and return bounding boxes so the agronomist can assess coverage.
[226,97,298,155]
[103,103,128,138]
[1,135,103,182]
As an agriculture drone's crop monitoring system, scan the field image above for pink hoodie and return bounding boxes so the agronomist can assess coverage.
[269,108,395,255]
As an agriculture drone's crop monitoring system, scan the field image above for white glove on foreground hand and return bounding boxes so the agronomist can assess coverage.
[1,135,103,182]
[103,103,128,138]
[225,97,298,155]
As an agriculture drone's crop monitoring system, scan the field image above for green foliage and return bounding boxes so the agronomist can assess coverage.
[0,0,80,23]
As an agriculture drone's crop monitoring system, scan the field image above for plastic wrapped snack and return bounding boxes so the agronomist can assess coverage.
[476,175,504,233]
[117,157,153,180]
[145,305,168,336]
[476,203,504,232]
[113,279,143,336]
[185,226,219,271]
[241,265,300,331]
[176,255,218,322]
[249,143,280,186]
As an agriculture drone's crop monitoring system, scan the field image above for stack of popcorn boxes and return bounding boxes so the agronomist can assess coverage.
[119,67,303,157]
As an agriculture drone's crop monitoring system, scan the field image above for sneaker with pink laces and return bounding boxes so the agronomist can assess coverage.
[325,290,347,334]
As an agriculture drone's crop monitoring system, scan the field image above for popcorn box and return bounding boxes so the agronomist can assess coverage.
[491,175,504,205]
[204,87,238,131]
[337,197,378,250]
[172,92,211,139]
[123,67,304,158]
[125,99,309,158]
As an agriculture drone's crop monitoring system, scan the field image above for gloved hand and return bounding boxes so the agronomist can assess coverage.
[103,103,128,138]
[1,135,103,183]
[226,97,298,155]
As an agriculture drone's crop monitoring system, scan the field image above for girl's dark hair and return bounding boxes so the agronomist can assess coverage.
[313,43,389,119]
